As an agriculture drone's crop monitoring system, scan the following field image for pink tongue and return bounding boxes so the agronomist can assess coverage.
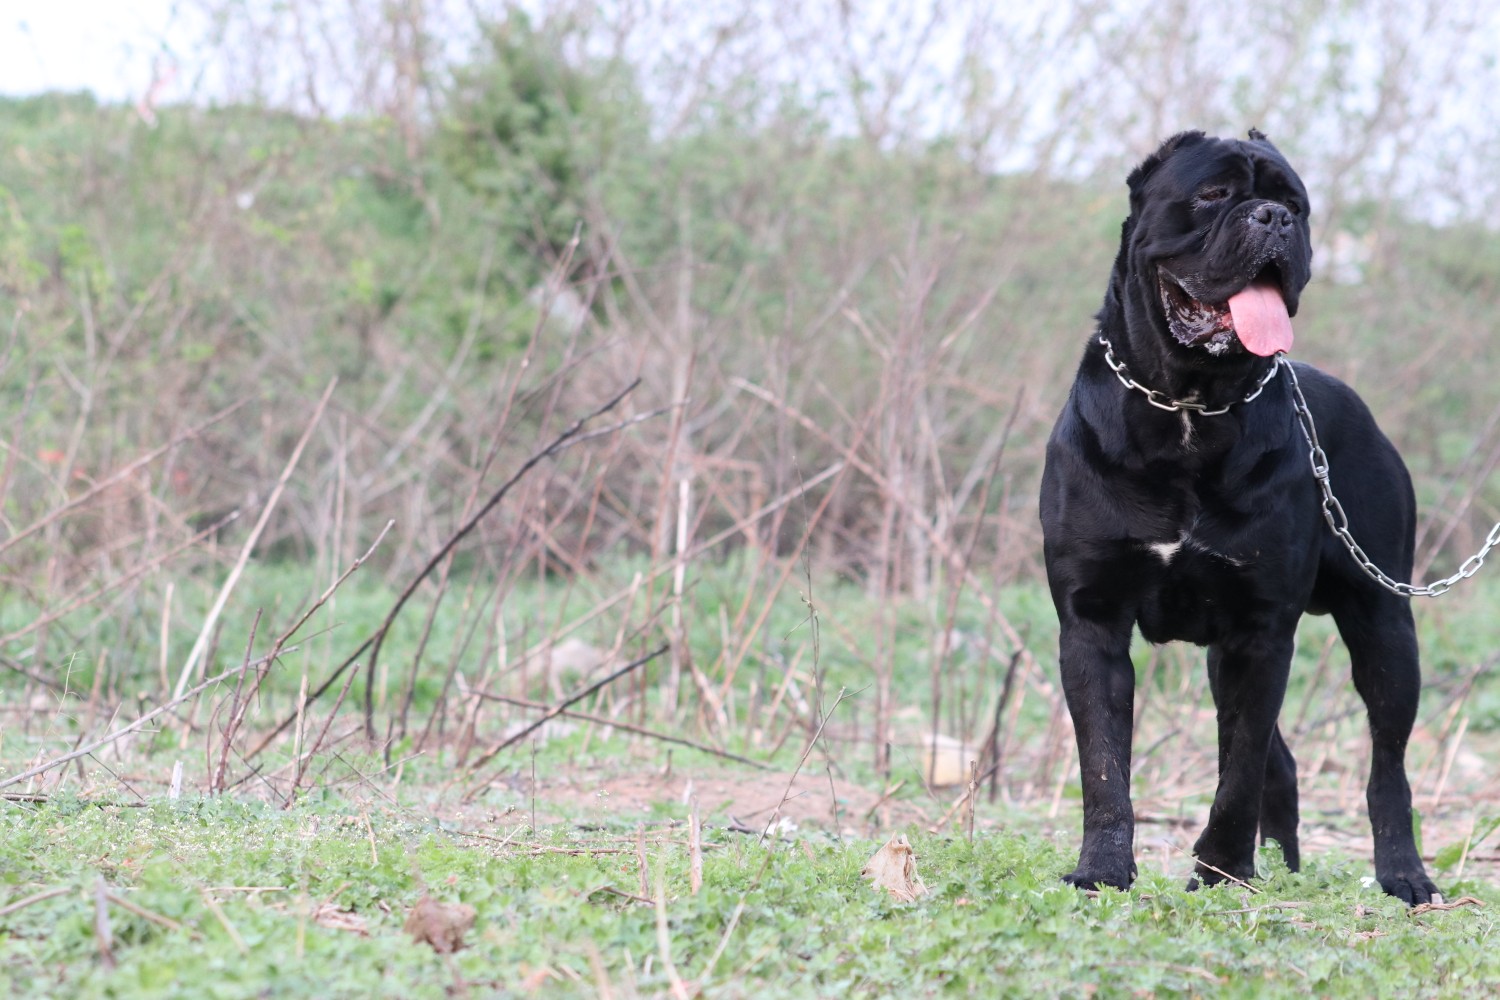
[1227,281,1294,356]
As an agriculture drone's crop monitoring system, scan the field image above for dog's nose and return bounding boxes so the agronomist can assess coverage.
[1252,203,1293,230]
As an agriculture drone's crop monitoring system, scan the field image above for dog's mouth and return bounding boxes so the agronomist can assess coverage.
[1157,265,1294,357]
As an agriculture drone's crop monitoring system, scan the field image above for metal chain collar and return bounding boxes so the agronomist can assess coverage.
[1281,360,1500,597]
[1098,332,1500,597]
[1098,334,1281,414]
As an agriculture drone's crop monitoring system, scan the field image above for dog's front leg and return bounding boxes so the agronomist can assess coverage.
[1191,633,1294,888]
[1057,615,1138,891]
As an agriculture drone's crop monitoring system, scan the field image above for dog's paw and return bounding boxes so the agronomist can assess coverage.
[1061,867,1134,893]
[1379,870,1442,906]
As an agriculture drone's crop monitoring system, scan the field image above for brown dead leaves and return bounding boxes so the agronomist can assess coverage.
[404,895,478,953]
[861,833,927,903]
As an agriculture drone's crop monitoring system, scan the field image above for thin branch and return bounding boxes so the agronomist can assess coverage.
[472,688,771,770]
[759,686,849,846]
[361,378,646,737]
[173,378,337,699]
[0,886,72,917]
[463,645,669,795]
[243,381,648,760]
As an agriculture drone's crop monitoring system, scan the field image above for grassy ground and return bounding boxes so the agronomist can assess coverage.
[3,567,1500,998]
[2,793,1497,998]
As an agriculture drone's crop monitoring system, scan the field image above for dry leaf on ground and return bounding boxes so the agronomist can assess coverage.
[404,895,477,953]
[861,834,927,902]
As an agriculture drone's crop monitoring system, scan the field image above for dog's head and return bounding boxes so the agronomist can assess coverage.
[1117,130,1312,359]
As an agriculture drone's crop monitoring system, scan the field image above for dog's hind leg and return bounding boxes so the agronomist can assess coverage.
[1204,653,1299,869]
[1260,726,1300,871]
[1331,589,1440,905]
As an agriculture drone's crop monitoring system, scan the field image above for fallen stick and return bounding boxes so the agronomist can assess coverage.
[106,890,197,937]
[0,885,72,918]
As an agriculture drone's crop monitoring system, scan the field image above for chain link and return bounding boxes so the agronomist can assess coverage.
[1282,360,1500,598]
[1098,335,1281,415]
[1097,332,1500,598]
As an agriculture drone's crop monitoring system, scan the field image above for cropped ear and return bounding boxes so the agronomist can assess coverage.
[1126,130,1206,196]
[1247,127,1284,156]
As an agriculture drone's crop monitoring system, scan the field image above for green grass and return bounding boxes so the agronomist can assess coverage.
[6,564,1500,998]
[2,796,1498,998]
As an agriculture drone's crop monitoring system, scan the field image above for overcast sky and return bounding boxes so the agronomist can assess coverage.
[2,2,186,100]
[5,1,1498,226]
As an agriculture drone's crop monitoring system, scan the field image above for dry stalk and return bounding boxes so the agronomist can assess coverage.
[209,521,395,793]
[1165,843,1261,894]
[0,650,289,791]
[0,398,251,561]
[453,460,844,738]
[94,876,114,970]
[965,759,979,843]
[689,796,703,896]
[200,889,249,955]
[1428,714,1471,810]
[350,378,645,740]
[286,664,363,806]
[0,509,241,649]
[929,386,1021,783]
[210,610,263,795]
[105,890,197,937]
[983,650,1023,803]
[731,377,1042,704]
[636,826,649,899]
[654,862,691,1000]
[173,378,337,699]
[759,686,849,846]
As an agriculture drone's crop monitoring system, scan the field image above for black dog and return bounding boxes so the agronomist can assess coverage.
[1039,130,1440,904]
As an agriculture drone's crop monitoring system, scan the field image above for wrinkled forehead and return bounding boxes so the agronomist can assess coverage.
[1156,139,1307,198]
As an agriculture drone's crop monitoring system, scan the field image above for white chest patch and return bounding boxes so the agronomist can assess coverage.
[1145,532,1245,567]
[1149,538,1184,563]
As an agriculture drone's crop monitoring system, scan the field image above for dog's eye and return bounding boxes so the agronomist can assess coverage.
[1285,198,1304,216]
[1197,186,1230,202]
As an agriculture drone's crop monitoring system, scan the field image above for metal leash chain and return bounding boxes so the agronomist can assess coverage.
[1098,332,1500,597]
[1281,359,1500,597]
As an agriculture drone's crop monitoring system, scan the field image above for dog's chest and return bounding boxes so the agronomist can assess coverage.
[1135,535,1261,644]
[1126,485,1279,644]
